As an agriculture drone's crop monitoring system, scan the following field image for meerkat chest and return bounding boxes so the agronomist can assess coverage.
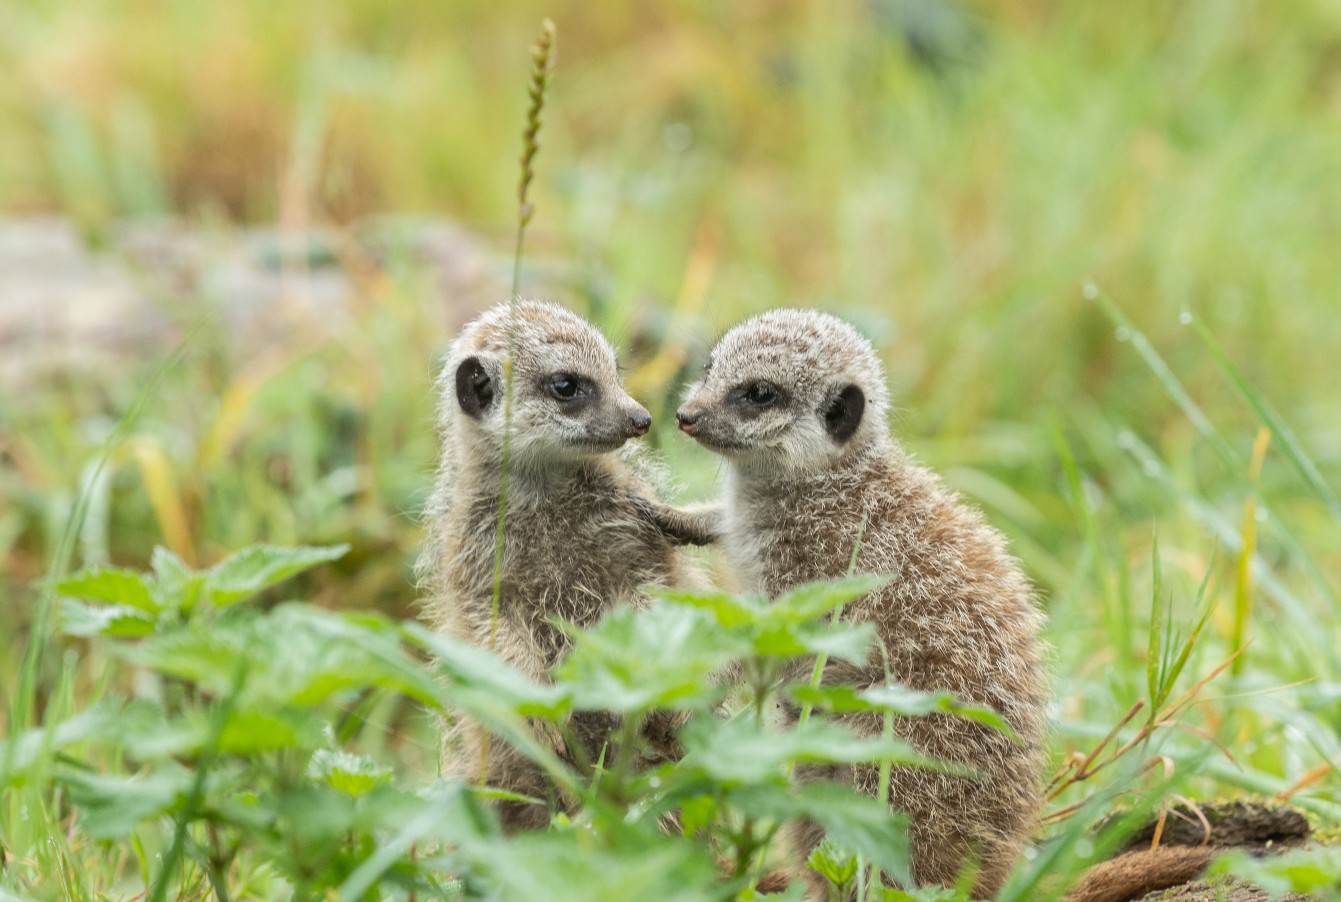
[726,483,868,594]
[498,484,675,614]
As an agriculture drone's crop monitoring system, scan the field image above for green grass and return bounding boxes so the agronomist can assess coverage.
[2,0,1340,897]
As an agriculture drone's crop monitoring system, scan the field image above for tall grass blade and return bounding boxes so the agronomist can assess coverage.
[10,328,202,736]
[1232,428,1270,676]
[1193,317,1341,525]
[481,19,556,784]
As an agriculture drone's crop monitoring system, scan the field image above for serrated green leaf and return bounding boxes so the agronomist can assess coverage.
[402,621,568,717]
[678,794,717,839]
[463,824,720,902]
[648,587,769,628]
[792,621,877,665]
[202,543,348,607]
[308,749,394,797]
[679,716,944,785]
[131,605,441,711]
[60,764,199,838]
[150,545,203,610]
[53,567,157,612]
[557,604,743,713]
[806,838,858,887]
[59,599,156,637]
[1,704,123,787]
[882,888,966,901]
[731,780,912,886]
[770,575,891,624]
[791,684,1017,740]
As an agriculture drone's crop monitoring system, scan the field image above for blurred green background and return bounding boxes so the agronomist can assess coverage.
[2,0,1340,834]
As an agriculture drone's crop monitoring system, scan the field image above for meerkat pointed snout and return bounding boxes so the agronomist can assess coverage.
[677,310,889,475]
[681,309,1048,899]
[422,299,718,832]
[450,302,655,464]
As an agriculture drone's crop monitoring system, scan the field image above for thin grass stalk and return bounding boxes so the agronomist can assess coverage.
[1231,428,1270,676]
[797,513,869,728]
[1094,290,1338,613]
[479,18,556,787]
[1193,317,1341,525]
[148,659,248,902]
[9,328,199,737]
[747,515,871,895]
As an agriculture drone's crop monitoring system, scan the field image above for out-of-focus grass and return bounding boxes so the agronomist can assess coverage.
[2,0,1340,896]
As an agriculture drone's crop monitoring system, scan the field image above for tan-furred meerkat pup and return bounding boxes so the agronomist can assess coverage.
[676,309,1048,898]
[420,299,715,830]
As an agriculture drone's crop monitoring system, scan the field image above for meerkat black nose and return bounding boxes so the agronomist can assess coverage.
[676,409,698,432]
[628,410,652,437]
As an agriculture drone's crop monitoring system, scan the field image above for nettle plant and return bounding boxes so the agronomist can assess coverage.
[4,545,1011,901]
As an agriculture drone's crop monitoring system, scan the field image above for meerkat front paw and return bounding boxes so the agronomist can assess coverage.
[633,497,723,546]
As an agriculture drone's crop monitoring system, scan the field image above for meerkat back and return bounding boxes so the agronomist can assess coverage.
[676,309,1048,897]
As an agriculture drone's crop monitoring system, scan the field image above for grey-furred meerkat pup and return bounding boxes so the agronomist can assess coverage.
[419,299,716,830]
[675,309,1048,898]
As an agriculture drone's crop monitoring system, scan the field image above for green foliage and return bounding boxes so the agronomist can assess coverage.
[1210,846,1341,897]
[4,2,1341,898]
[6,545,1017,899]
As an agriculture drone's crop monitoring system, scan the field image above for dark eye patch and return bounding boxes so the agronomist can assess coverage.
[728,380,785,411]
[545,373,593,403]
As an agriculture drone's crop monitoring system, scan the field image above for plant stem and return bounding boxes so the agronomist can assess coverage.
[479,17,556,787]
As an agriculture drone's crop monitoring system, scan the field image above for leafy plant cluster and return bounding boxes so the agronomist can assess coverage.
[3,545,1018,901]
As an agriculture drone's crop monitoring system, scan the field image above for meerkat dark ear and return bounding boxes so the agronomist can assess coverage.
[824,384,865,443]
[455,357,495,419]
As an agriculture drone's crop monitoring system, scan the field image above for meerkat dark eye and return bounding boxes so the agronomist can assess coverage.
[547,374,584,401]
[743,382,778,406]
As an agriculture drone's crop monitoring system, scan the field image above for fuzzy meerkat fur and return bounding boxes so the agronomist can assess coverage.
[676,309,1048,898]
[419,300,714,830]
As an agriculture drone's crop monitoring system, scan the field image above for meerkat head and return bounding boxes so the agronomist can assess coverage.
[444,301,652,467]
[676,309,890,475]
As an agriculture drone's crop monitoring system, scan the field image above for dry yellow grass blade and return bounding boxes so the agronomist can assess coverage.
[1230,427,1270,676]
[121,435,193,565]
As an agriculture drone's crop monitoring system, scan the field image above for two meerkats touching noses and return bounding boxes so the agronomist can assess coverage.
[422,301,1048,895]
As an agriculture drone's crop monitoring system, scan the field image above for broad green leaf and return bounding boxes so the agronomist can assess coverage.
[60,764,202,838]
[679,716,946,785]
[218,707,325,754]
[1,704,123,787]
[337,780,501,900]
[731,780,912,886]
[53,567,157,612]
[678,794,717,839]
[791,684,1017,739]
[790,622,876,665]
[749,621,875,663]
[402,621,568,717]
[648,587,769,628]
[557,604,743,713]
[400,622,576,788]
[1211,846,1341,895]
[131,605,441,710]
[806,838,858,888]
[308,749,394,797]
[150,545,203,610]
[464,825,720,902]
[59,599,155,637]
[881,888,966,901]
[769,575,891,624]
[202,543,349,607]
[125,619,251,693]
